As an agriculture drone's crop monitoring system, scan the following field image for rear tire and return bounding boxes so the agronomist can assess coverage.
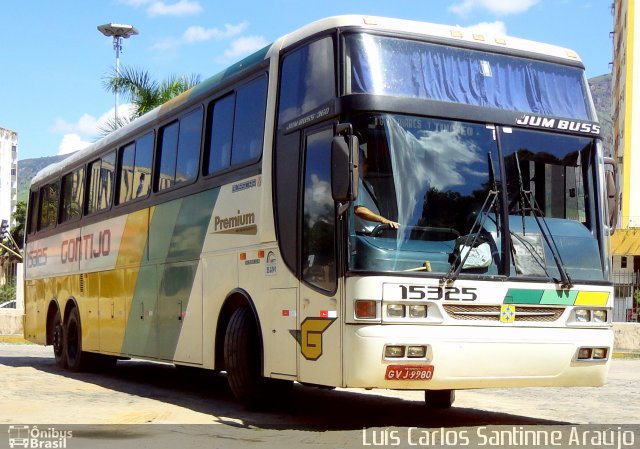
[224,307,292,409]
[64,307,87,372]
[52,308,67,369]
[425,389,455,409]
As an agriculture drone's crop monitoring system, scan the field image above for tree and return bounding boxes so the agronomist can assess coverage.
[10,201,26,250]
[102,66,201,132]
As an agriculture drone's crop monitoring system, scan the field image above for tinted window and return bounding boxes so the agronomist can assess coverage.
[231,77,267,165]
[205,75,267,175]
[133,132,153,199]
[87,151,115,214]
[176,108,203,183]
[119,132,154,204]
[38,182,59,230]
[119,142,136,204]
[157,109,202,191]
[157,121,179,191]
[278,37,335,126]
[27,190,39,235]
[60,168,85,223]
[301,128,336,291]
[207,94,234,173]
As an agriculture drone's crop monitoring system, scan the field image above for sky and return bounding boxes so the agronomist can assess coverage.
[0,0,614,161]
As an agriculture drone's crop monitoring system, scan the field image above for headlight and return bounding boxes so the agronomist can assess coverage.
[387,304,405,318]
[409,305,428,318]
[592,310,607,323]
[575,309,590,322]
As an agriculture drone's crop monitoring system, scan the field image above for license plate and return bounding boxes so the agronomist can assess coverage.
[385,364,434,380]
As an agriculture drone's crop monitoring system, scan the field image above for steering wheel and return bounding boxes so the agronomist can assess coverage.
[370,223,392,237]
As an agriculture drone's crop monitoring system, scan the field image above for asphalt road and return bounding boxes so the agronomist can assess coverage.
[0,343,638,449]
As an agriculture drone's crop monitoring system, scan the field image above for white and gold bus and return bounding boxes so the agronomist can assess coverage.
[24,16,616,409]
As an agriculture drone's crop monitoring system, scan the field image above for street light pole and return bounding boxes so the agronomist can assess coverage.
[97,23,139,125]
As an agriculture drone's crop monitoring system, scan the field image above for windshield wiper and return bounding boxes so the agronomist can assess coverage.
[442,153,498,285]
[511,151,573,289]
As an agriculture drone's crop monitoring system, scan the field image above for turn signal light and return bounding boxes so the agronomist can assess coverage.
[355,300,377,319]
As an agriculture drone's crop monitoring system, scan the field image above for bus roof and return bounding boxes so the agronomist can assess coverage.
[32,15,584,187]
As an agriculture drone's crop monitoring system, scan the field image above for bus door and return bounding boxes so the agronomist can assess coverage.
[297,126,342,386]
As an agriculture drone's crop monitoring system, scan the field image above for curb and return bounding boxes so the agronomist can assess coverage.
[0,335,28,344]
[612,351,640,359]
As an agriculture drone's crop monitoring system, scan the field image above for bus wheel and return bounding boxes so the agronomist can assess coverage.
[52,309,67,369]
[224,307,291,409]
[64,307,87,372]
[425,389,455,409]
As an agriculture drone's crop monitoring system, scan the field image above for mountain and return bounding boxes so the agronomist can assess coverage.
[16,154,69,203]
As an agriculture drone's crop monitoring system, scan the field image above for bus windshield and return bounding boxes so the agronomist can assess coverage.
[345,33,594,120]
[348,113,605,282]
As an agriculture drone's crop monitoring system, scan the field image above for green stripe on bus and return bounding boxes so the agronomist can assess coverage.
[121,188,220,358]
[504,289,544,304]
[540,289,578,305]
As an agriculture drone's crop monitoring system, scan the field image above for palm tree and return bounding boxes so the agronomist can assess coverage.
[102,66,201,133]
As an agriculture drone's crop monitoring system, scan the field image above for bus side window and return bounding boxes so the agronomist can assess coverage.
[175,108,203,183]
[60,167,85,223]
[277,37,335,126]
[231,76,267,165]
[27,190,39,235]
[157,108,202,191]
[205,75,267,175]
[133,132,153,199]
[119,142,136,204]
[87,151,116,214]
[206,94,234,174]
[38,182,59,231]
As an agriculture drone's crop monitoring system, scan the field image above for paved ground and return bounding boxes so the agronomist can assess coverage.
[0,343,638,448]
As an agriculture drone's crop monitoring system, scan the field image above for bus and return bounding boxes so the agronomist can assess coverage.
[23,15,617,409]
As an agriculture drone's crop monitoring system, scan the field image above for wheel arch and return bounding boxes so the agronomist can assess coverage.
[46,297,80,345]
[214,288,263,371]
[45,298,61,346]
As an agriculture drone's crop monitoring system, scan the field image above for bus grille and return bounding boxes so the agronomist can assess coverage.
[443,305,564,322]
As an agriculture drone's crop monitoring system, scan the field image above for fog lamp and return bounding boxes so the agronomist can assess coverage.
[407,346,426,358]
[385,345,405,358]
[593,348,608,359]
[578,348,592,360]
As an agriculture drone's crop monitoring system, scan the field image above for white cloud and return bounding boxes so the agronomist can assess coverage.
[57,134,91,155]
[450,0,539,16]
[51,104,136,155]
[148,0,202,17]
[462,21,507,36]
[183,22,248,43]
[221,36,268,61]
[151,21,251,52]
[119,0,202,17]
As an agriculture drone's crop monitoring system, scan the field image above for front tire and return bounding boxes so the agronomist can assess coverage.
[64,307,87,372]
[425,389,455,409]
[224,307,291,409]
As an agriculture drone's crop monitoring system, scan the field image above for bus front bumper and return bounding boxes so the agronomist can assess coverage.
[343,324,613,390]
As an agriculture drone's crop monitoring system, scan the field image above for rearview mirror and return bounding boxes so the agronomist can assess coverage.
[604,157,618,233]
[331,125,359,203]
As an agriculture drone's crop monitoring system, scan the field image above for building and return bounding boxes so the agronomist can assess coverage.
[611,0,640,320]
[0,127,18,226]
